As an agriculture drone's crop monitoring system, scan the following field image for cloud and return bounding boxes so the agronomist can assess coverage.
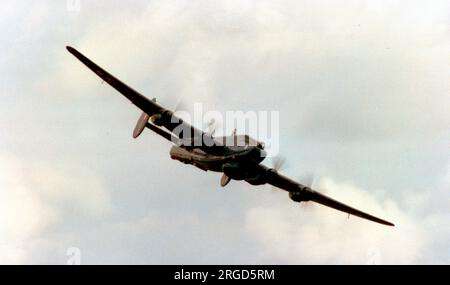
[0,154,111,264]
[244,177,429,264]
[1,0,449,264]
[56,0,450,142]
[0,155,56,263]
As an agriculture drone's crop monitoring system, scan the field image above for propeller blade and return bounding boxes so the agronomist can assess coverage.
[173,97,189,113]
[207,118,216,136]
[272,156,286,171]
[302,173,315,188]
[269,155,286,192]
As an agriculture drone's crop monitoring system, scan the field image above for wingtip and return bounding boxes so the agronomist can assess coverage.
[381,220,395,227]
[66,46,75,53]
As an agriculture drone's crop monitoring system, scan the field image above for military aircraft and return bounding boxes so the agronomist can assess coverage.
[66,46,394,227]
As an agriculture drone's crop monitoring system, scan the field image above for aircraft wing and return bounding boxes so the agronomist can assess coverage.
[66,46,221,152]
[66,46,165,116]
[258,164,394,226]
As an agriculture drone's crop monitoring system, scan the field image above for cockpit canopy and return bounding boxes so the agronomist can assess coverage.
[215,134,265,149]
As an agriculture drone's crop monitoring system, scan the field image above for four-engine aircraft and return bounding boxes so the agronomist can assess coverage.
[66,46,394,226]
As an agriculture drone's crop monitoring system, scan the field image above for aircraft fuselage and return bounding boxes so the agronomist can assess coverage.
[169,144,266,173]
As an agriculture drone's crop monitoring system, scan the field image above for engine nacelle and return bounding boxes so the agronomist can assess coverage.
[289,188,312,202]
[150,114,163,126]
[222,163,247,180]
[223,164,276,185]
[151,110,173,126]
[245,174,266,185]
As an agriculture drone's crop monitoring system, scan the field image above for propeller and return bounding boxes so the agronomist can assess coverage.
[174,98,221,137]
[206,117,219,136]
[272,155,286,172]
[298,173,328,210]
[299,175,314,209]
[301,172,316,188]
[269,157,320,210]
[269,155,286,192]
[173,96,190,114]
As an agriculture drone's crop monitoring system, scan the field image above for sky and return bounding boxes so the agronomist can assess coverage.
[0,0,449,264]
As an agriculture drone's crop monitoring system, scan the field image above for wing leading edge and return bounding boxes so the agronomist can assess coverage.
[66,46,165,116]
[66,46,223,153]
[259,164,394,226]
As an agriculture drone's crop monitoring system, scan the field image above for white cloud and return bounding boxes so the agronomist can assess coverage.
[246,174,450,264]
[27,162,113,216]
[0,155,56,263]
[0,154,111,263]
[56,0,450,141]
[244,177,426,264]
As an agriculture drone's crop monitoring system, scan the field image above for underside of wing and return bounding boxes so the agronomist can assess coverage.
[303,189,394,226]
[259,164,394,226]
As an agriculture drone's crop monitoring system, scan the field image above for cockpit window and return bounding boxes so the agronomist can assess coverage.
[216,135,264,148]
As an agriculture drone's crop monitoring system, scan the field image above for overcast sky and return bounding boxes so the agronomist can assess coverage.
[0,0,449,264]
